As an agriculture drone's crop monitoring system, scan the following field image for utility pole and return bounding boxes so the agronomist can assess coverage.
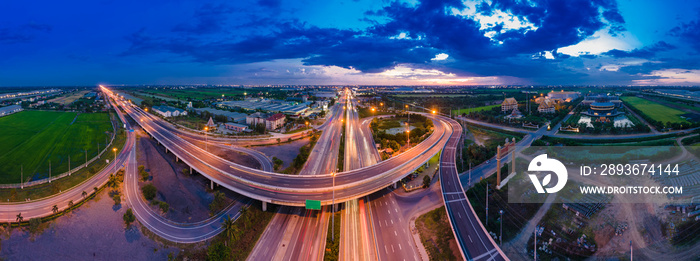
[85,149,88,167]
[68,155,71,176]
[49,160,51,183]
[485,182,489,226]
[20,165,23,189]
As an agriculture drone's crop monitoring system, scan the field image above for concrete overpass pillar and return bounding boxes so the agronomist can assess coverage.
[262,202,267,212]
[393,182,397,189]
[210,180,214,190]
[165,147,168,154]
[189,166,192,174]
[175,156,178,162]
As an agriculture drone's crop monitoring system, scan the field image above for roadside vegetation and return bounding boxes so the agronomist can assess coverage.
[370,113,433,160]
[324,211,341,260]
[466,174,542,243]
[179,202,276,261]
[416,207,459,261]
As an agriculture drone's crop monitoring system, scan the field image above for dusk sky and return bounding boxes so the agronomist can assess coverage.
[1,0,700,86]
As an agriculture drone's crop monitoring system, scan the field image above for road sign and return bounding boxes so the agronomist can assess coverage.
[305,199,321,210]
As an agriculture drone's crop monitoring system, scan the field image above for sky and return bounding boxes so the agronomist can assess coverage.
[1,0,700,86]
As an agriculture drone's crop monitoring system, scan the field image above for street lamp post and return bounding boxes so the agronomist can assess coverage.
[113,147,117,176]
[499,209,504,245]
[332,172,336,242]
[406,129,410,147]
[204,126,209,151]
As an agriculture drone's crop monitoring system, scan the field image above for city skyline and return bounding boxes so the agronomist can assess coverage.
[1,0,700,86]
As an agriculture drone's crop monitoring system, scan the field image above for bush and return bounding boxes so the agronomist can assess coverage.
[140,169,149,181]
[141,184,157,201]
[159,201,169,213]
[112,194,121,205]
[423,175,431,188]
[28,218,42,233]
[123,208,135,226]
[207,241,230,261]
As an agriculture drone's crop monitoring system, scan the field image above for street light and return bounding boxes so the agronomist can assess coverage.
[432,110,437,114]
[112,147,117,176]
[331,172,336,242]
[406,129,410,147]
[204,126,209,151]
[499,209,504,246]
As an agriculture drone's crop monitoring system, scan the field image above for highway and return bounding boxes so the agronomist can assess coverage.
[438,115,508,261]
[340,93,375,261]
[248,91,346,261]
[103,85,451,207]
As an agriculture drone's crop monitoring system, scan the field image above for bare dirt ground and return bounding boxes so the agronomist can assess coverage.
[252,137,309,170]
[136,131,216,223]
[0,188,176,260]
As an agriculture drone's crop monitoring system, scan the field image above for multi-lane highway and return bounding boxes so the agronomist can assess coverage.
[340,93,375,261]
[105,85,450,207]
[248,91,345,261]
[439,115,508,261]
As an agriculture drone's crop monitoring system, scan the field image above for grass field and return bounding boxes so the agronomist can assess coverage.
[621,96,689,123]
[0,111,113,184]
[452,104,500,115]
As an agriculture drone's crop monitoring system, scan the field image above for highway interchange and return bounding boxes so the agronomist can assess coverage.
[2,85,536,260]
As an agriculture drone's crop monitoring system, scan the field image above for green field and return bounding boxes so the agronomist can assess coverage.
[621,96,689,123]
[452,104,500,115]
[0,111,113,184]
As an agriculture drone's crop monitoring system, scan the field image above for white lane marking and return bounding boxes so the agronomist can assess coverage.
[391,245,395,253]
[394,230,397,236]
[399,244,402,250]
[468,235,473,243]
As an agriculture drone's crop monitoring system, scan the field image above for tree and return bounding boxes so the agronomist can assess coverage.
[82,190,88,198]
[141,184,157,201]
[16,213,23,223]
[423,175,431,188]
[52,205,59,214]
[123,208,135,226]
[222,215,235,245]
[68,200,74,210]
[277,138,281,144]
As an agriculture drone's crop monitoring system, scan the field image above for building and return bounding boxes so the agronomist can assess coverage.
[505,107,523,119]
[546,91,581,102]
[224,122,248,132]
[245,112,286,130]
[0,104,22,117]
[265,113,286,130]
[581,94,622,107]
[501,98,518,112]
[194,108,248,123]
[152,105,188,117]
[537,98,556,113]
